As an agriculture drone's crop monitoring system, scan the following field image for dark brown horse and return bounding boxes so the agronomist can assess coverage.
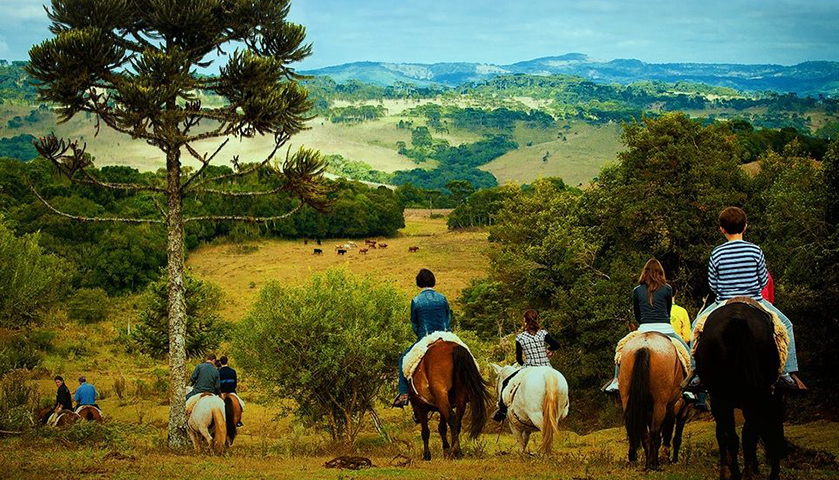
[220,393,243,446]
[409,341,491,460]
[695,300,786,480]
[620,332,689,470]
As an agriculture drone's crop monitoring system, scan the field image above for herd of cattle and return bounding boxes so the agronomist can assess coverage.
[310,239,419,256]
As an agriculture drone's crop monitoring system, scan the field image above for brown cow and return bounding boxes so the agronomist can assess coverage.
[359,248,369,255]
[379,243,388,249]
[409,246,419,253]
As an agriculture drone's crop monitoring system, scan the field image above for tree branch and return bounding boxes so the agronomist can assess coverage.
[180,138,230,192]
[27,178,164,225]
[184,205,301,223]
[186,133,290,191]
[189,186,285,197]
[79,169,165,193]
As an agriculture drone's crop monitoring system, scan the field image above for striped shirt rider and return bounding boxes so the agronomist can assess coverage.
[708,240,768,301]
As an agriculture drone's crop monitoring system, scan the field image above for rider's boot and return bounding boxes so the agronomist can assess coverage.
[391,393,409,408]
[601,377,619,395]
[777,372,807,391]
[492,403,507,422]
[683,372,704,392]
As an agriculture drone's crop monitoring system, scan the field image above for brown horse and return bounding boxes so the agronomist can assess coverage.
[75,405,104,422]
[619,333,689,470]
[220,393,243,446]
[36,406,81,427]
[409,341,491,460]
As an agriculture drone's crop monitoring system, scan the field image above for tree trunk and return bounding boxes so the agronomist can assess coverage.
[165,147,189,449]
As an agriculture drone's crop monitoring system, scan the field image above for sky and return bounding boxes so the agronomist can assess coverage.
[1,0,837,69]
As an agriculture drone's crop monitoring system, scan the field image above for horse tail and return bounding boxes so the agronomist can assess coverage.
[223,395,237,444]
[453,345,490,439]
[726,317,761,393]
[211,402,227,454]
[625,347,651,450]
[541,372,561,454]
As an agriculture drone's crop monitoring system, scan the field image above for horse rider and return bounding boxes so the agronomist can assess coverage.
[670,286,692,343]
[686,207,802,392]
[493,309,559,422]
[392,268,452,408]
[218,355,243,427]
[74,376,99,409]
[54,375,73,411]
[186,353,221,400]
[603,258,690,395]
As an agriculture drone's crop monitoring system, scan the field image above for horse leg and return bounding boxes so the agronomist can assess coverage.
[420,409,432,461]
[741,408,760,480]
[672,406,688,463]
[661,408,675,466]
[448,404,463,458]
[712,398,741,480]
[762,394,785,480]
[186,423,202,453]
[438,417,450,452]
[521,431,531,454]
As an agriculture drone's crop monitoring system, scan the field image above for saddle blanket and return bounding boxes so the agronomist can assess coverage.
[615,330,692,376]
[402,331,479,380]
[692,297,789,374]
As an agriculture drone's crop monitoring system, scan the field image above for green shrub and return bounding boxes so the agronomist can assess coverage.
[132,274,230,358]
[66,288,111,323]
[0,370,40,430]
[0,330,54,375]
[233,269,412,443]
[0,219,70,328]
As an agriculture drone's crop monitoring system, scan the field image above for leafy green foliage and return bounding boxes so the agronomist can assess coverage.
[447,184,521,229]
[233,269,412,442]
[0,370,40,431]
[0,134,38,161]
[132,275,230,359]
[0,217,69,328]
[65,288,111,324]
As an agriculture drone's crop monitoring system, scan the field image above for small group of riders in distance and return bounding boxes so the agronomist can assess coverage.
[390,205,804,470]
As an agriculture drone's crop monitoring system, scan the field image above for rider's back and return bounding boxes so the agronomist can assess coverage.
[411,289,451,338]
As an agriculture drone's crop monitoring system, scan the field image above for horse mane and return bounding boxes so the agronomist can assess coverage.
[452,344,491,439]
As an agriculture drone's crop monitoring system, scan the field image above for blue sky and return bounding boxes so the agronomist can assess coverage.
[1,0,837,68]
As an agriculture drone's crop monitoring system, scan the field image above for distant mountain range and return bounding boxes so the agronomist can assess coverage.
[302,53,839,96]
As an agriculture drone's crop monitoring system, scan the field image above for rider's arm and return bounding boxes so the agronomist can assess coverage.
[444,298,452,331]
[665,286,672,317]
[632,288,641,323]
[708,256,719,298]
[515,341,524,366]
[545,333,560,351]
[410,299,419,336]
[756,249,769,290]
[190,365,199,386]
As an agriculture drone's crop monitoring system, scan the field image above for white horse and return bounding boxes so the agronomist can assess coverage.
[185,393,227,454]
[491,364,570,454]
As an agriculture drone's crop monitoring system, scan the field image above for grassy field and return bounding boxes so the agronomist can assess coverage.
[188,209,488,320]
[481,123,624,187]
[2,212,838,479]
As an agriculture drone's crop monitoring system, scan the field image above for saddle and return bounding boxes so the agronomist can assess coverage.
[692,297,789,374]
[402,331,479,386]
[614,330,692,376]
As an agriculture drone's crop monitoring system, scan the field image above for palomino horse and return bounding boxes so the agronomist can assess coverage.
[491,365,569,454]
[186,393,227,454]
[409,341,491,460]
[620,332,689,470]
[695,300,786,480]
[220,393,244,446]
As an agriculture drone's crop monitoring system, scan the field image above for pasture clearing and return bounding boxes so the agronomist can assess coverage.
[188,209,487,321]
[480,122,624,187]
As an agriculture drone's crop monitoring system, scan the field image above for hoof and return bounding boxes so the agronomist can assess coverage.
[423,452,431,461]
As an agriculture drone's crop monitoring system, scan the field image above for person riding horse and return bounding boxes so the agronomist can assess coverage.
[603,258,690,394]
[187,353,221,400]
[392,268,452,408]
[492,309,559,422]
[54,375,73,411]
[686,207,802,392]
[74,376,99,409]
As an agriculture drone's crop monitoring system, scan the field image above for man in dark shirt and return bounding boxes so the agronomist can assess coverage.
[218,356,237,393]
[54,375,73,411]
[186,353,221,400]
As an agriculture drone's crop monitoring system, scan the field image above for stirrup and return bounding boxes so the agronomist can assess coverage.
[492,407,507,423]
[391,394,409,408]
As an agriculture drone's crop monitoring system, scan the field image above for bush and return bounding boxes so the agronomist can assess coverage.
[0,218,70,328]
[132,274,230,358]
[0,330,54,375]
[66,288,111,323]
[0,370,40,431]
[233,269,412,443]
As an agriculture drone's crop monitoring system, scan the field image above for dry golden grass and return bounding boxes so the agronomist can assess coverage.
[188,210,488,321]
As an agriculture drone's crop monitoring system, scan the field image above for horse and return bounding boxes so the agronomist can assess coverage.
[186,393,228,454]
[490,365,569,454]
[409,341,491,460]
[220,393,243,446]
[620,332,689,470]
[75,405,104,422]
[37,406,81,427]
[694,299,786,480]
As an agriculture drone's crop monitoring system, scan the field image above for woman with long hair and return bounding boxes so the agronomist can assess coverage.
[603,259,688,394]
[492,309,559,422]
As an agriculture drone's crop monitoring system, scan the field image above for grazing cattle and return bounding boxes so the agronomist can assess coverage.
[337,249,347,255]
[359,249,369,255]
[347,242,357,248]
[369,243,377,249]
[379,243,388,249]
[304,239,309,245]
[365,239,377,247]
[313,248,323,255]
[409,246,419,253]
[316,239,322,245]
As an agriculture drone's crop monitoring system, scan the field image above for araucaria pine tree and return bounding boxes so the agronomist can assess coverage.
[26,0,329,448]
